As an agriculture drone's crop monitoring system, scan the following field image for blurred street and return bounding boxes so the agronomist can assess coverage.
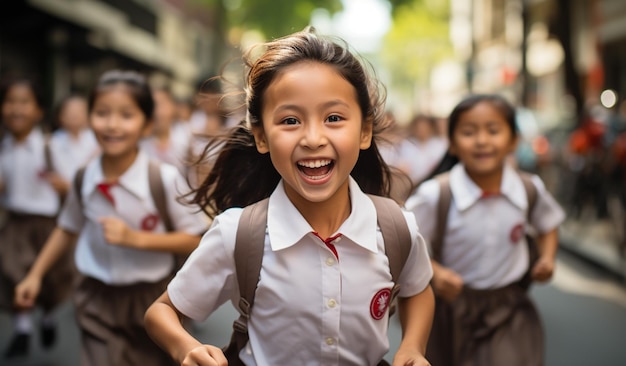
[1,248,625,366]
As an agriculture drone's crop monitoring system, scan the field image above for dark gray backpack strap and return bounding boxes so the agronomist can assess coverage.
[224,198,269,365]
[44,137,54,173]
[147,160,174,232]
[518,171,540,290]
[519,172,538,219]
[73,166,86,208]
[368,194,411,284]
[432,173,452,262]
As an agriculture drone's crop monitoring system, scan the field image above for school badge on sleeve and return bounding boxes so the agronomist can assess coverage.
[141,214,160,231]
[370,288,391,320]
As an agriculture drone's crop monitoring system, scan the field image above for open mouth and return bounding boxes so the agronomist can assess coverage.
[297,159,334,180]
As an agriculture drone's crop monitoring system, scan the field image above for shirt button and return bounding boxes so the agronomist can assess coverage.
[325,337,335,346]
[326,257,336,266]
[327,299,337,308]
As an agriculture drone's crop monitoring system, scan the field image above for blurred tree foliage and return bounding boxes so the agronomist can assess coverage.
[381,0,452,94]
[192,0,342,40]
[192,0,421,41]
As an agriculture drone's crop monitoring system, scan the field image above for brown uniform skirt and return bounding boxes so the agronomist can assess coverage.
[0,212,76,312]
[73,275,175,366]
[426,283,544,366]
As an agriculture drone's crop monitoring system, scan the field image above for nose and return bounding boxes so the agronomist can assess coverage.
[476,130,489,145]
[300,121,327,149]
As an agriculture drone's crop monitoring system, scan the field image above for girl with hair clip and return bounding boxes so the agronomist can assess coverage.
[405,94,565,366]
[14,70,209,366]
[0,76,75,358]
[145,27,435,366]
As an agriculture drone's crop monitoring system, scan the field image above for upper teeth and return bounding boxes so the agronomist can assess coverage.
[298,159,331,168]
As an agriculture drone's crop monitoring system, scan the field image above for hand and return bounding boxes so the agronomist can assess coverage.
[431,266,464,303]
[14,275,42,310]
[44,172,69,195]
[391,347,431,366]
[181,345,228,366]
[531,255,555,282]
[99,217,137,248]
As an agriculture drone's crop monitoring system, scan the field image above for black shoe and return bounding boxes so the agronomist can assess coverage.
[3,333,29,358]
[41,323,56,349]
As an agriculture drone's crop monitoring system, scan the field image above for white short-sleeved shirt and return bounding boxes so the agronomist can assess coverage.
[0,128,60,216]
[168,177,433,366]
[405,163,565,289]
[58,150,209,285]
[49,128,100,181]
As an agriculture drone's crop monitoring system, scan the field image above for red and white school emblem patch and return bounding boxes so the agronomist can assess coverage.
[370,288,391,320]
[509,223,525,243]
[141,214,159,231]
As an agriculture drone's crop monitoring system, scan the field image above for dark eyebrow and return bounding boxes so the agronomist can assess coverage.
[274,99,351,114]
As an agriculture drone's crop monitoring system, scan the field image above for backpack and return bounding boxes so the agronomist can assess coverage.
[430,171,539,290]
[222,194,413,365]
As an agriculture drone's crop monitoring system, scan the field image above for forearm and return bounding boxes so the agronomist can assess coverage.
[28,227,76,279]
[130,232,201,255]
[537,229,559,260]
[397,285,435,354]
[145,293,202,363]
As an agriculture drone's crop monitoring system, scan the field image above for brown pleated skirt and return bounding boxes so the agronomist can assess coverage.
[73,275,175,366]
[0,212,76,312]
[426,283,544,366]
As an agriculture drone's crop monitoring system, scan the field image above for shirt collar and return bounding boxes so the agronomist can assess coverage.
[267,176,378,253]
[2,128,44,151]
[450,163,527,211]
[82,150,151,201]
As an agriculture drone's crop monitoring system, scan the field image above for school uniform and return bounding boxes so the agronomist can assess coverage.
[48,128,99,181]
[404,163,566,366]
[57,150,208,366]
[0,128,74,312]
[168,177,433,366]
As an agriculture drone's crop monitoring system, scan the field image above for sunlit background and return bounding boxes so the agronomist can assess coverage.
[1,0,626,284]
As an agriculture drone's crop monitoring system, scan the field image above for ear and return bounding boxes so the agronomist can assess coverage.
[252,126,269,154]
[359,121,373,150]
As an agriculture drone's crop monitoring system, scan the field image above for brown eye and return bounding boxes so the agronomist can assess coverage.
[281,117,299,125]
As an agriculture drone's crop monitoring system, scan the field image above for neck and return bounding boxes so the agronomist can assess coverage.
[12,127,35,143]
[465,167,503,193]
[287,182,351,239]
[101,149,139,181]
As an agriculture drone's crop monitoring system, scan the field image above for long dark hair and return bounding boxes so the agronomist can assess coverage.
[190,27,392,218]
[424,93,518,181]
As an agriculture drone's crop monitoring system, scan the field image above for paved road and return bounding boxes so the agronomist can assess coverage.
[2,249,626,366]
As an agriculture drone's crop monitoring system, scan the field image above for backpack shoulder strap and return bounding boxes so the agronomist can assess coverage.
[224,198,269,364]
[368,194,411,284]
[147,160,174,232]
[44,136,54,173]
[73,166,86,208]
[432,172,452,262]
[518,171,538,218]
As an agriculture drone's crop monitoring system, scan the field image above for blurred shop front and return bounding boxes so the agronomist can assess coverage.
[0,0,220,112]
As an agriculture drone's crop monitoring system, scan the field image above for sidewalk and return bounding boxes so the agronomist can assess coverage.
[559,216,626,282]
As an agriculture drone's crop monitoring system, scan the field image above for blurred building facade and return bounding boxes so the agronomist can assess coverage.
[0,0,220,108]
[450,0,626,130]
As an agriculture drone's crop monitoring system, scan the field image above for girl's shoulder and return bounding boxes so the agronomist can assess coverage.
[404,176,442,210]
